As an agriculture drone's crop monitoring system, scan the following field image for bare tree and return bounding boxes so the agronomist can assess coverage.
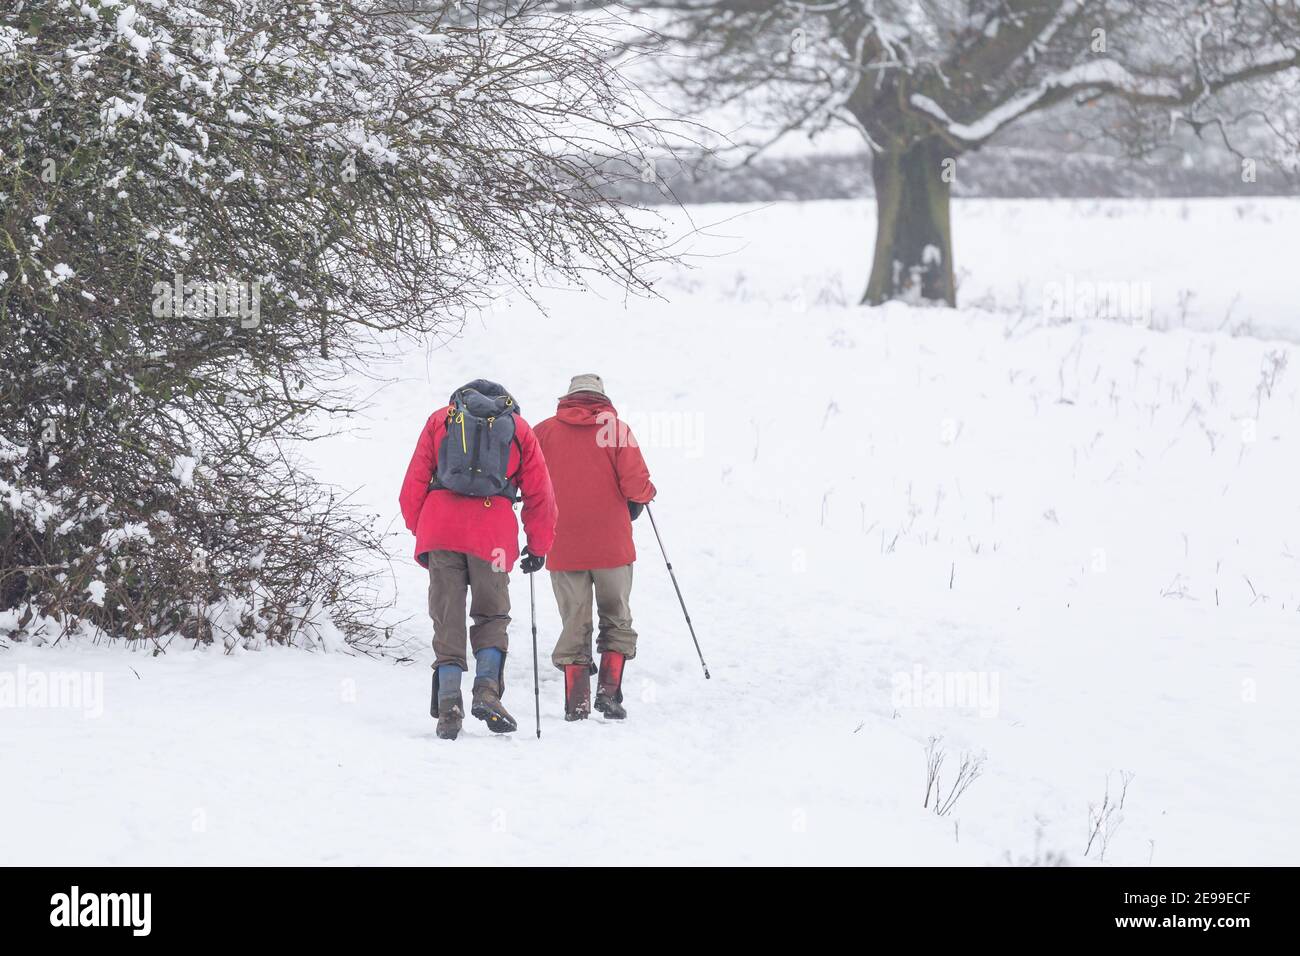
[581,0,1300,306]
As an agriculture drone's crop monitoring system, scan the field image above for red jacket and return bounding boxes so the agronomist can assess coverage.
[534,395,656,572]
[398,408,556,571]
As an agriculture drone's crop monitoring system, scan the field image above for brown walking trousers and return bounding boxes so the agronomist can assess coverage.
[426,549,511,671]
[550,563,637,671]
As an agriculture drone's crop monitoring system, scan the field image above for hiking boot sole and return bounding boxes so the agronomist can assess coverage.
[472,702,517,734]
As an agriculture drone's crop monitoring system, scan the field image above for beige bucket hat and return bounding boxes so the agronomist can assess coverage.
[560,373,607,399]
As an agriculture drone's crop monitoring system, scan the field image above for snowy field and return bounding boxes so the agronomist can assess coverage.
[3,198,1298,866]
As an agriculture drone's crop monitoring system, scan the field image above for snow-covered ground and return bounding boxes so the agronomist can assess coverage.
[3,198,1298,865]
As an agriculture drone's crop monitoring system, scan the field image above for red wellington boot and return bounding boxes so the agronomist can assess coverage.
[594,652,627,720]
[564,664,591,721]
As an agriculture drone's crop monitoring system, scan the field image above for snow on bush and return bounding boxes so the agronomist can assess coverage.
[0,1,667,650]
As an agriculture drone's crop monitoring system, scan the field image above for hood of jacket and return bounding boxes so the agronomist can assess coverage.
[555,394,617,426]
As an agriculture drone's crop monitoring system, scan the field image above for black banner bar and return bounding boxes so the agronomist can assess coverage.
[0,866,1287,943]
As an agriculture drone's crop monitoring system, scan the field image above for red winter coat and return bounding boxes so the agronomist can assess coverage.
[398,407,556,572]
[534,395,656,572]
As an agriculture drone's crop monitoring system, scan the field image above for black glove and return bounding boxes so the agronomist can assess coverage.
[628,501,645,521]
[519,547,545,574]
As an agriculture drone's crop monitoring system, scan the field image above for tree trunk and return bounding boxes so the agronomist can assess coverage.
[863,137,957,307]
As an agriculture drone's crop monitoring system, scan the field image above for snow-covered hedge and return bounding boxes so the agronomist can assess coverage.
[0,0,664,649]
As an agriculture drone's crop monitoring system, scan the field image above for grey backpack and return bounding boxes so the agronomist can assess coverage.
[429,380,521,500]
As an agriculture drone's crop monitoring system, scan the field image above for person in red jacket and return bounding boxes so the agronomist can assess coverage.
[534,374,656,721]
[398,379,556,740]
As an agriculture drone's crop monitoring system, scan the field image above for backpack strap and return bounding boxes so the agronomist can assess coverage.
[500,433,523,502]
[426,404,459,492]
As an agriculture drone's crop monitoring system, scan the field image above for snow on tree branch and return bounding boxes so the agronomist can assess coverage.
[910,45,1300,149]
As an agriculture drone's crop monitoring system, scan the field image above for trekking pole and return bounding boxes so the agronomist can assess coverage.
[645,504,710,679]
[529,570,541,738]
